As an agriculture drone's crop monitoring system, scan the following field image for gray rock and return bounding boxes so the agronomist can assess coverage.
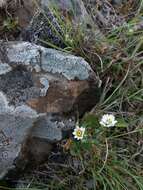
[41,47,92,80]
[21,10,65,47]
[22,0,97,47]
[41,0,87,22]
[31,114,75,143]
[41,0,73,10]
[5,41,93,80]
[0,41,100,177]
[111,0,123,5]
[82,0,125,30]
[0,63,12,75]
[0,0,6,7]
[0,113,36,178]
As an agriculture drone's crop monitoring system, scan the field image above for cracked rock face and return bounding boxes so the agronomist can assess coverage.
[0,41,99,177]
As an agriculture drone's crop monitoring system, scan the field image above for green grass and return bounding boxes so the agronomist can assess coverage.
[1,0,143,189]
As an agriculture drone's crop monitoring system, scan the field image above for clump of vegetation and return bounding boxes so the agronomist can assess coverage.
[0,0,143,189]
[0,0,22,40]
[3,17,18,31]
[14,112,142,189]
[22,1,142,189]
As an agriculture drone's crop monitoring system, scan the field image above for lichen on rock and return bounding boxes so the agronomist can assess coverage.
[0,41,100,178]
[0,63,12,75]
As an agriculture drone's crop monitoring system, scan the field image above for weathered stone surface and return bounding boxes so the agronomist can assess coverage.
[82,0,125,30]
[21,10,66,47]
[0,0,6,7]
[0,41,99,177]
[21,0,109,51]
[14,1,36,28]
[41,0,88,23]
[0,90,38,178]
[21,0,95,47]
[111,0,123,5]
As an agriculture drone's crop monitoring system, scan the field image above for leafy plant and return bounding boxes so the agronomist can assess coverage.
[3,17,18,31]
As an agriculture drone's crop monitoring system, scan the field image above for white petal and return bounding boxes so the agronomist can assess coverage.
[76,137,80,140]
[72,131,76,135]
[80,127,85,132]
[74,135,78,139]
[100,121,107,127]
[113,120,117,126]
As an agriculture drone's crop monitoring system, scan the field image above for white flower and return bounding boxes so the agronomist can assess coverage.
[100,114,117,127]
[73,126,85,140]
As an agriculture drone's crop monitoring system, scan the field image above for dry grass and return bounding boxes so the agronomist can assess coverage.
[0,0,143,189]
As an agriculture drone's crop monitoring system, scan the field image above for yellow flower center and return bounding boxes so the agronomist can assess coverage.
[76,130,82,137]
[107,118,112,124]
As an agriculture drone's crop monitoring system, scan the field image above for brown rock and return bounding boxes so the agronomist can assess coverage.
[0,41,100,177]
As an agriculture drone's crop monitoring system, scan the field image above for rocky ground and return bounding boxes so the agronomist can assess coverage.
[0,0,143,189]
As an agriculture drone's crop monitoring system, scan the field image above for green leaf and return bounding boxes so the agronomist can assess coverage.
[82,114,100,129]
[116,118,128,128]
